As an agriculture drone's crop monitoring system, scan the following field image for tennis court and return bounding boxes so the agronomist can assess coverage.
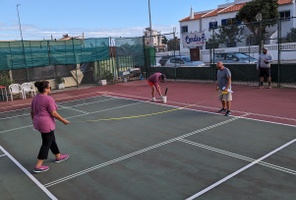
[0,80,296,200]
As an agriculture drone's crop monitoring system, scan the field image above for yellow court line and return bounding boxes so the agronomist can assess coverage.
[84,107,183,122]
[75,92,219,122]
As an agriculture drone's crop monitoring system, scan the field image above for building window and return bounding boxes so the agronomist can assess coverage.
[221,18,241,26]
[209,21,218,29]
[181,26,188,33]
[280,10,290,21]
[221,19,227,26]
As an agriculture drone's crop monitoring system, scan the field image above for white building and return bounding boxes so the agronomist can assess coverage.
[179,0,295,62]
[144,28,166,52]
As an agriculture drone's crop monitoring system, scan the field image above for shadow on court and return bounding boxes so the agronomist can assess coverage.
[1,94,295,200]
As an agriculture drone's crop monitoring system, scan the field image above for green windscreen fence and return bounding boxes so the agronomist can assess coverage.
[113,37,145,67]
[0,36,147,87]
[0,38,110,70]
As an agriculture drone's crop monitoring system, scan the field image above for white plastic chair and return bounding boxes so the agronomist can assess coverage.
[9,84,24,101]
[21,82,36,99]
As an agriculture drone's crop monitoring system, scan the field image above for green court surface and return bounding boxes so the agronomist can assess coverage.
[1,95,296,200]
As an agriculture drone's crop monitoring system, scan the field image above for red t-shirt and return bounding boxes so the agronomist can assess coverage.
[148,72,162,86]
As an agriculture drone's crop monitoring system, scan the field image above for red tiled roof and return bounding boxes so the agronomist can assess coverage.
[278,0,293,4]
[202,8,225,18]
[218,0,293,14]
[179,12,208,22]
[180,0,294,21]
[218,3,246,14]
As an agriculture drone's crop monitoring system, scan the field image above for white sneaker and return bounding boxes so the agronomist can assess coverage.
[151,97,156,102]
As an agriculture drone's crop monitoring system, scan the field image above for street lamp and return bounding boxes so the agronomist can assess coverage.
[16,4,28,80]
[255,13,263,54]
[148,0,153,46]
[16,4,24,41]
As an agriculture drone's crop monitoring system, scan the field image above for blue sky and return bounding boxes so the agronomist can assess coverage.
[0,0,233,40]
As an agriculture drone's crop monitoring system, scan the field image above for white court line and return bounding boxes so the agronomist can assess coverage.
[178,138,296,176]
[243,112,296,122]
[2,95,295,190]
[240,117,296,128]
[0,97,116,121]
[177,102,296,128]
[1,95,295,134]
[64,101,142,121]
[0,113,29,120]
[185,137,296,200]
[103,93,296,126]
[58,105,89,114]
[59,97,117,108]
[44,114,244,187]
[0,125,33,134]
[0,90,105,113]
[0,101,142,134]
[169,99,296,124]
[57,97,124,114]
[0,146,57,200]
[0,153,6,158]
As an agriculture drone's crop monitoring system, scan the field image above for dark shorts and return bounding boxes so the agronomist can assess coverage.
[259,67,271,77]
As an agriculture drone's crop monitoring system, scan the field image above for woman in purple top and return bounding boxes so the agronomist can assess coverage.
[147,72,166,101]
[31,80,70,173]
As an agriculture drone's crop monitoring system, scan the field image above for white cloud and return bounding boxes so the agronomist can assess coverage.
[0,23,179,41]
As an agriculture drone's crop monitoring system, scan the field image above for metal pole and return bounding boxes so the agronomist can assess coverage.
[16,4,24,41]
[16,4,28,80]
[255,13,263,54]
[173,27,176,81]
[212,29,216,82]
[259,21,263,54]
[212,29,215,63]
[148,0,153,46]
[277,18,281,87]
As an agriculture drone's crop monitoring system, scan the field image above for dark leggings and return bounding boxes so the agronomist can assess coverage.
[37,130,60,160]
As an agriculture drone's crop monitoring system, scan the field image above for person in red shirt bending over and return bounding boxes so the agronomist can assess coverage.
[147,72,166,102]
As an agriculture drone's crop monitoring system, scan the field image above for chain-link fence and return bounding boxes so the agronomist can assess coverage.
[150,17,296,88]
[0,37,147,92]
[202,16,296,62]
[0,17,295,100]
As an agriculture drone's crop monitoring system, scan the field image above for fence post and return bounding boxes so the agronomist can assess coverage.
[277,18,281,87]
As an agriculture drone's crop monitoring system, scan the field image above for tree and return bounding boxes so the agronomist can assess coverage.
[216,19,245,47]
[206,34,219,49]
[167,37,180,51]
[162,36,168,44]
[286,28,296,42]
[0,71,12,86]
[236,0,279,48]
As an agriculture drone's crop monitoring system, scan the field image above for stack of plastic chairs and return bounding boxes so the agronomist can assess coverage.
[9,84,24,101]
[21,82,36,99]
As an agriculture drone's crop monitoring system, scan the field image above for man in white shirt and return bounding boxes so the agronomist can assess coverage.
[257,47,273,89]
